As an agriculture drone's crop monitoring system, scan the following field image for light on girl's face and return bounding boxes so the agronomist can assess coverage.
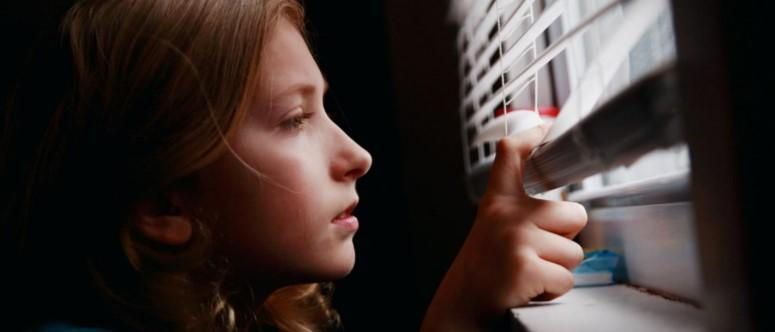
[192,16,372,289]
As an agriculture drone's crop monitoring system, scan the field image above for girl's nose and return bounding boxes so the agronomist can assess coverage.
[331,126,373,182]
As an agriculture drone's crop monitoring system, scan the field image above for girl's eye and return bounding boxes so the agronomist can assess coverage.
[281,110,313,131]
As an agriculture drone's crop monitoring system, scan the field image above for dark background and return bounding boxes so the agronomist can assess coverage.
[302,1,476,330]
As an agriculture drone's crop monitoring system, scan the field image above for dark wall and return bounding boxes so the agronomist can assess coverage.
[302,1,420,330]
[672,0,774,330]
[304,1,477,331]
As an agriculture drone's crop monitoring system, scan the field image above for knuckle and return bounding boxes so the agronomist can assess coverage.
[557,269,575,294]
[563,201,588,230]
[568,241,584,268]
[478,197,513,222]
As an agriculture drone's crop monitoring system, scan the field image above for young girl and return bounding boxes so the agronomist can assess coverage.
[1,0,587,331]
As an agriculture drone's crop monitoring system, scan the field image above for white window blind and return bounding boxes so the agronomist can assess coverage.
[451,0,704,311]
[451,0,681,200]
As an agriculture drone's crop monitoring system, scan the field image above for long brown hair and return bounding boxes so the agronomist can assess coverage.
[1,0,338,330]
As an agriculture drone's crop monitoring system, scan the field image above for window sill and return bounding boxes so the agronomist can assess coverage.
[510,285,703,332]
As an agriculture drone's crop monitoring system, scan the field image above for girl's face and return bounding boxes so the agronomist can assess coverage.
[193,17,372,287]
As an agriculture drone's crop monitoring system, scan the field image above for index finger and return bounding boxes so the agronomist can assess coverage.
[485,123,549,198]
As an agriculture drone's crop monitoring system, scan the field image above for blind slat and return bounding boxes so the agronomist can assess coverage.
[457,0,497,45]
[463,0,536,85]
[463,0,564,111]
[546,0,669,142]
[522,65,681,195]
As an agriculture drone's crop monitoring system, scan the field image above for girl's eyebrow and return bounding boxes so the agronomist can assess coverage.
[271,79,329,101]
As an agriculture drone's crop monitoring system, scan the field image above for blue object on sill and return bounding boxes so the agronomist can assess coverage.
[572,249,626,287]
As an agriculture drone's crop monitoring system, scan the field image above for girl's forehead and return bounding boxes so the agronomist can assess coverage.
[259,17,325,99]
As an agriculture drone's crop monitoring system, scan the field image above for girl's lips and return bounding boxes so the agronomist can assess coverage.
[335,200,358,219]
[332,215,358,231]
[332,199,359,230]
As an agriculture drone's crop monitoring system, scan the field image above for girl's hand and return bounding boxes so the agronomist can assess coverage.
[422,125,587,331]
